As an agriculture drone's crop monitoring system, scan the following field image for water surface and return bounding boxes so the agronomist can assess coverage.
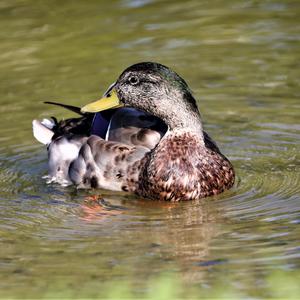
[0,0,299,298]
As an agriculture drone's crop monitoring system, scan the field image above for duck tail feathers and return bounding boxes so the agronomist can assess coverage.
[44,101,84,116]
[32,119,54,145]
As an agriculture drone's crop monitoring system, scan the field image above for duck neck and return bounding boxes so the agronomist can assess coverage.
[167,110,203,133]
[164,97,204,141]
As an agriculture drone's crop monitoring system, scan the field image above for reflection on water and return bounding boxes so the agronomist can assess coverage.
[0,0,299,298]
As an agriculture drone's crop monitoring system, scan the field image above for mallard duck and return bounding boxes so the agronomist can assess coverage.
[33,62,235,201]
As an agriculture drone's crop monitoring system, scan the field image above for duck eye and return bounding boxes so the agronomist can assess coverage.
[128,76,139,85]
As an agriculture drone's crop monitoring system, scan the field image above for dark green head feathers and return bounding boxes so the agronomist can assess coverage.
[119,62,191,92]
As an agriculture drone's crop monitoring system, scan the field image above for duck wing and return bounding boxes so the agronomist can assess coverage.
[69,135,149,191]
[59,107,167,190]
[39,102,167,148]
[32,103,167,187]
[106,108,167,149]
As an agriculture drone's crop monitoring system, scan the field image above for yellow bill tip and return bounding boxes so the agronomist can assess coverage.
[81,89,123,113]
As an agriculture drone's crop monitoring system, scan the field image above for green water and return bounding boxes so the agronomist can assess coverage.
[0,0,299,298]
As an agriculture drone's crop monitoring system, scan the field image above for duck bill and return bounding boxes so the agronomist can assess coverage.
[81,89,123,113]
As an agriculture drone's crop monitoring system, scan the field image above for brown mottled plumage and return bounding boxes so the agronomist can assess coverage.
[135,131,234,201]
[33,62,235,201]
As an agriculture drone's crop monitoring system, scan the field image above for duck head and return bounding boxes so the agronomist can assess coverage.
[81,62,203,134]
